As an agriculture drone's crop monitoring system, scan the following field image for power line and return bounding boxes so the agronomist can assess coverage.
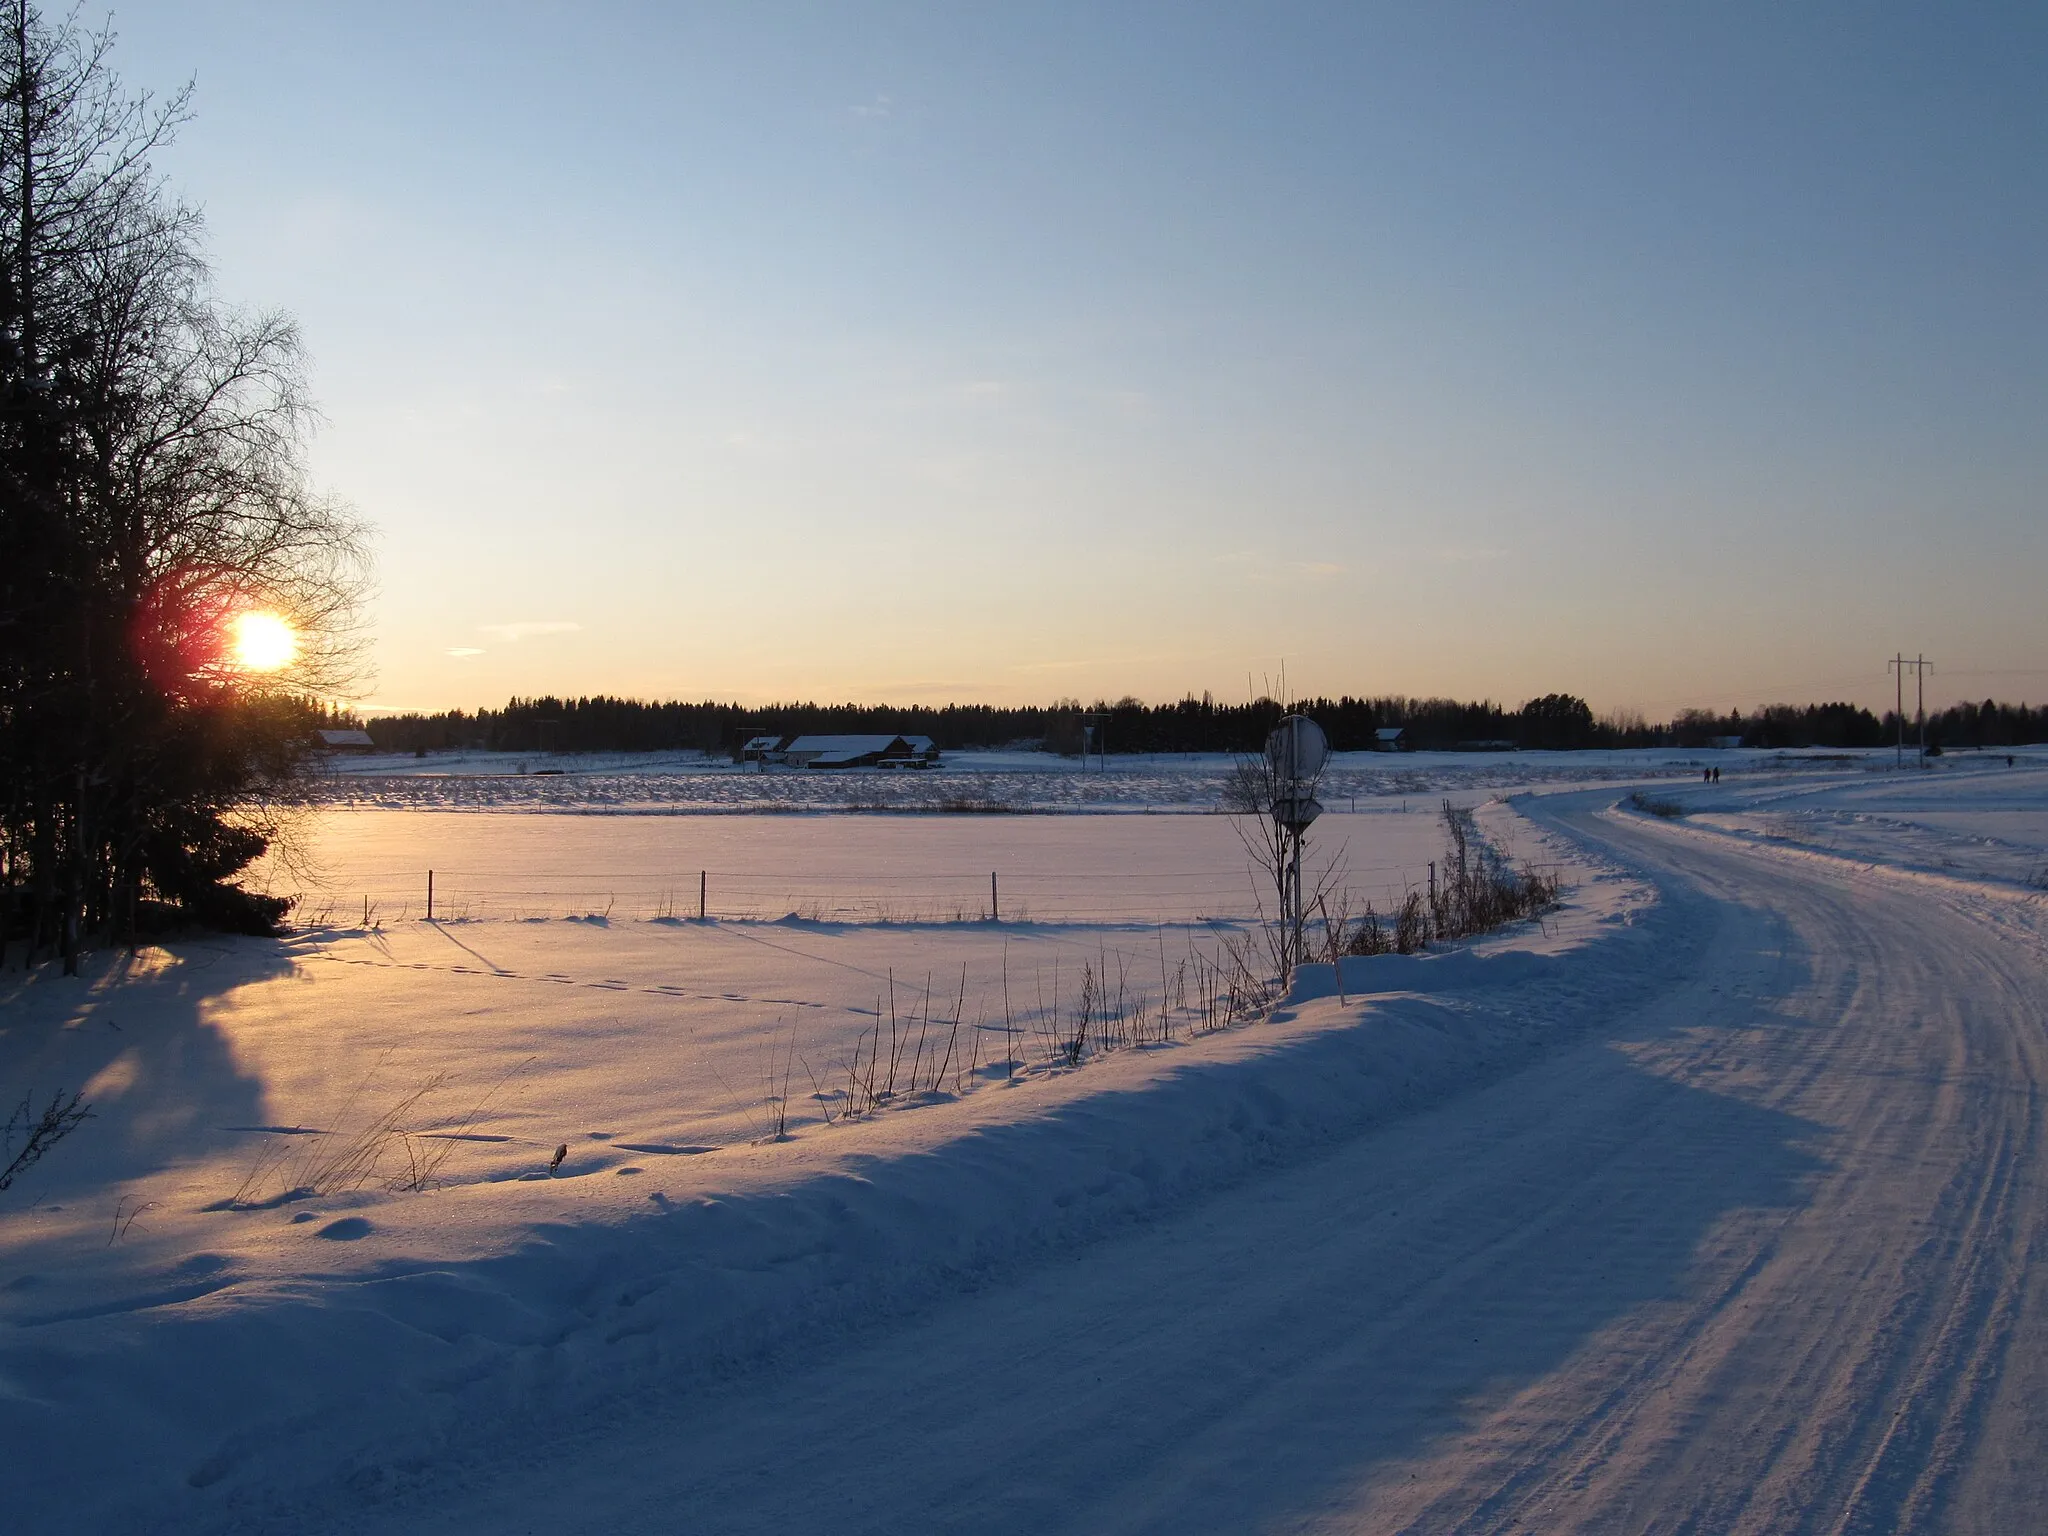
[1888,654,1933,768]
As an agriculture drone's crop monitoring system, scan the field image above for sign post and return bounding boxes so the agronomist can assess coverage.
[1263,715,1327,968]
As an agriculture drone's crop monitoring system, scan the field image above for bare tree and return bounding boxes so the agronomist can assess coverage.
[0,2,365,967]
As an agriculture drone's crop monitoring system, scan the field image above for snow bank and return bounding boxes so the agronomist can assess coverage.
[1285,949,1553,1003]
[0,814,1652,1533]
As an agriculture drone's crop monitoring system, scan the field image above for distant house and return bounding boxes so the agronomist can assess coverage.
[737,733,940,769]
[1372,727,1406,752]
[315,728,377,753]
[779,734,939,770]
[1708,735,1745,750]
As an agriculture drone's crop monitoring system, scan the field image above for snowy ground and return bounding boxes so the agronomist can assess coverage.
[303,744,1810,813]
[261,802,1501,925]
[1654,752,2048,890]
[3,756,2046,1532]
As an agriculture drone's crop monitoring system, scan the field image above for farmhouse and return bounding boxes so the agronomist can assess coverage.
[747,734,940,769]
[1373,727,1407,752]
[314,728,377,753]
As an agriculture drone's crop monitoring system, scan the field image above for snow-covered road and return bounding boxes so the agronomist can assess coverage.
[304,793,2048,1535]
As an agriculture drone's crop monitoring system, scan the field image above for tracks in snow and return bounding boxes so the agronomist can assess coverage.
[306,793,2048,1536]
[1360,799,2048,1535]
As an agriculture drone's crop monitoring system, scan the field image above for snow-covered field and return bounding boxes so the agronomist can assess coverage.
[1666,754,2048,889]
[4,753,2046,1532]
[263,802,1522,931]
[302,744,1759,814]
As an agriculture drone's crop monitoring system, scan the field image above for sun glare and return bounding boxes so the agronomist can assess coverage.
[230,611,298,672]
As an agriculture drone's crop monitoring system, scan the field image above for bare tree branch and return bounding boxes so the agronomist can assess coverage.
[0,1087,90,1192]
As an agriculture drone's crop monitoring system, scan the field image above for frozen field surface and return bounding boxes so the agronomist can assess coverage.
[1651,756,2048,889]
[4,766,2048,1533]
[262,803,1490,924]
[301,745,1773,814]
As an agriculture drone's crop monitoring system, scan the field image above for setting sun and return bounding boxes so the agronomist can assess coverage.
[230,610,298,672]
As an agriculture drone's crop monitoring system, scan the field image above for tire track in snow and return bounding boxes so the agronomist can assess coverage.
[1377,797,2048,1536]
[275,790,2048,1536]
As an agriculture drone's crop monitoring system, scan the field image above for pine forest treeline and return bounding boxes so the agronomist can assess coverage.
[352,692,2048,758]
[363,693,1591,757]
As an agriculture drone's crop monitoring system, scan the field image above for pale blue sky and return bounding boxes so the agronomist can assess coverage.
[102,3,2047,716]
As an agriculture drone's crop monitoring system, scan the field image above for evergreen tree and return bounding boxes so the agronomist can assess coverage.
[0,4,363,969]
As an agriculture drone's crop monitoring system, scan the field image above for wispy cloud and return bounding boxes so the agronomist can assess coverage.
[1427,545,1509,564]
[1215,552,1348,583]
[859,679,987,698]
[1007,657,1101,675]
[1099,388,1155,419]
[477,620,581,643]
[445,646,485,658]
[1005,645,1200,677]
[850,93,894,120]
[270,193,384,257]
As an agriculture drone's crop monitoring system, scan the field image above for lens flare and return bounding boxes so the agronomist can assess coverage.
[230,611,297,672]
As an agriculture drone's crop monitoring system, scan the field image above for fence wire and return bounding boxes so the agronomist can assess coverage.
[282,858,1454,928]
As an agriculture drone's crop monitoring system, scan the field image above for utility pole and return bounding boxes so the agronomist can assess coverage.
[1889,654,1905,768]
[1916,653,1931,766]
[1081,712,1109,773]
[1888,654,1933,768]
